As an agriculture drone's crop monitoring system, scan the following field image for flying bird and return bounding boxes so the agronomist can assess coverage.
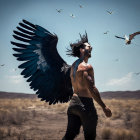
[70,14,76,18]
[0,64,5,66]
[115,31,140,45]
[114,59,119,62]
[104,31,109,34]
[79,5,83,8]
[11,19,73,105]
[106,10,113,14]
[56,9,63,13]
[134,72,140,75]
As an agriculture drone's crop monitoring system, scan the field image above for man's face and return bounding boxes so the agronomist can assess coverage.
[83,42,92,58]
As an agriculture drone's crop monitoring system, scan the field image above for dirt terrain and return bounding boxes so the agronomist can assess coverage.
[0,91,140,140]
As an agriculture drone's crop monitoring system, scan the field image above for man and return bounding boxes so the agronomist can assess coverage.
[62,33,112,140]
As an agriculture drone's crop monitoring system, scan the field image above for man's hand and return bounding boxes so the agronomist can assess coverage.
[103,107,112,117]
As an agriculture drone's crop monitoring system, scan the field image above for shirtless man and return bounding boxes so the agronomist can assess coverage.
[62,33,112,140]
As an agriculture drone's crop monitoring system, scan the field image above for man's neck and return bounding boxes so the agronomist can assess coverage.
[79,56,88,63]
[84,57,88,63]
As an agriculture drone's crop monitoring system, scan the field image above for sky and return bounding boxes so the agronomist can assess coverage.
[0,0,140,93]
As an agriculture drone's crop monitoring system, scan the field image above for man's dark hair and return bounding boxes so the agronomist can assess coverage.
[66,32,88,57]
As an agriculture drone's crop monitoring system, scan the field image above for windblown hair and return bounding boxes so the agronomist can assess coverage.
[66,32,88,57]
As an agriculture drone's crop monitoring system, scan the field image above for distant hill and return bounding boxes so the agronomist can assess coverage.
[0,91,37,99]
[0,90,140,99]
[100,90,140,99]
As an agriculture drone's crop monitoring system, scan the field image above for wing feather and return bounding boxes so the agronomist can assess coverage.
[13,30,33,39]
[19,22,36,31]
[11,19,73,104]
[18,59,37,69]
[11,41,27,48]
[115,35,125,40]
[129,31,140,40]
[17,26,35,35]
[13,35,30,42]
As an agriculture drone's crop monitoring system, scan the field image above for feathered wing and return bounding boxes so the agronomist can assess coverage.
[129,31,140,41]
[11,19,73,104]
[115,35,125,40]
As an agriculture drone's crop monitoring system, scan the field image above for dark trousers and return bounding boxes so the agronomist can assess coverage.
[62,96,98,140]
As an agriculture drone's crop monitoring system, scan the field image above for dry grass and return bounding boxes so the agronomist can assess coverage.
[0,99,40,126]
[95,99,140,139]
[0,98,139,140]
[101,127,112,139]
[113,129,135,140]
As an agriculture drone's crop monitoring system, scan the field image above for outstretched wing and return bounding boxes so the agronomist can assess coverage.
[129,31,140,41]
[11,19,73,104]
[115,35,125,40]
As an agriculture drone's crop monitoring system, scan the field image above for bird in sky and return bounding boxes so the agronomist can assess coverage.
[106,10,113,14]
[114,59,119,62]
[79,5,83,8]
[70,14,76,18]
[104,31,109,34]
[115,31,140,45]
[134,72,140,75]
[56,9,63,13]
[0,64,5,66]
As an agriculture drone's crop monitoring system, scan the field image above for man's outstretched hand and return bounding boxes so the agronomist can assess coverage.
[103,107,112,117]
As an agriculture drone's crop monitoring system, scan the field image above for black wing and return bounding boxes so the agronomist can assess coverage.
[115,35,125,40]
[11,19,73,105]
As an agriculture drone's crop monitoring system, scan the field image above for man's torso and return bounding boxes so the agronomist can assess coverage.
[70,61,94,98]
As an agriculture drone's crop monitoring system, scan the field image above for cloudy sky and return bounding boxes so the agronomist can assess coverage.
[0,0,140,93]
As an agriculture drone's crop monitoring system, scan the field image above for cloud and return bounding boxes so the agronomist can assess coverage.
[9,68,17,72]
[5,75,24,84]
[106,72,133,86]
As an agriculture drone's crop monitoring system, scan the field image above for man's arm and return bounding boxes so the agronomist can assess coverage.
[83,70,105,108]
[83,66,112,117]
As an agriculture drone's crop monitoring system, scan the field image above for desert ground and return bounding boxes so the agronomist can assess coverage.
[0,91,140,140]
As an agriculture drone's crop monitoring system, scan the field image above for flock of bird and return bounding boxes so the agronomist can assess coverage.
[0,5,140,77]
[104,10,140,45]
[56,6,140,46]
[55,6,140,76]
[56,5,84,18]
